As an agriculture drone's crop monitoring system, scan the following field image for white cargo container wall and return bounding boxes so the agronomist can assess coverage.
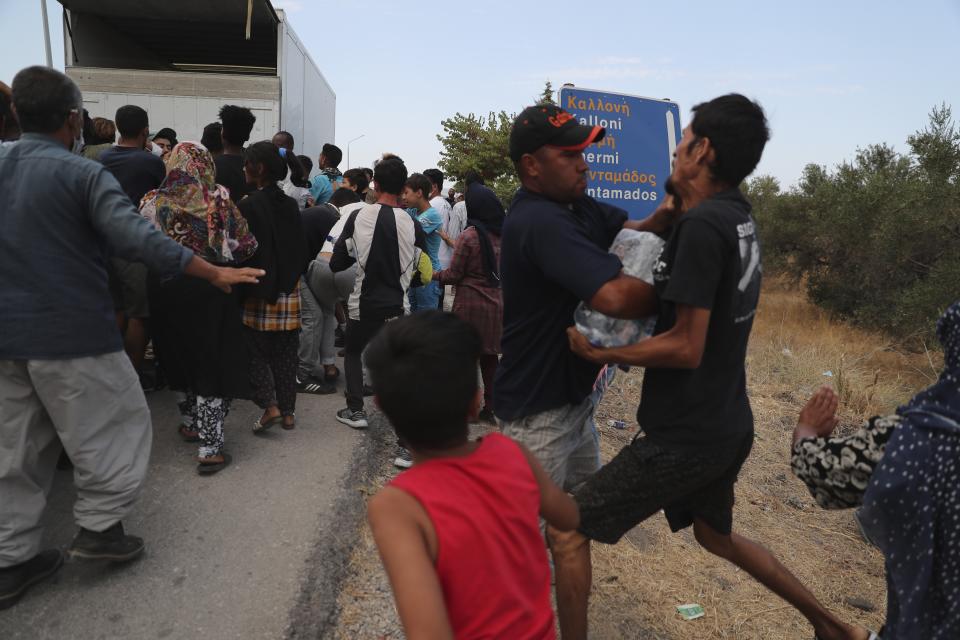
[279,13,335,162]
[72,69,281,147]
[60,3,334,164]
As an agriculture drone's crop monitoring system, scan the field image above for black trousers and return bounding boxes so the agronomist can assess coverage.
[344,317,392,411]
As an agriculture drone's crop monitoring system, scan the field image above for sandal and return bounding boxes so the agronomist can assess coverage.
[196,453,232,475]
[281,417,296,431]
[178,425,200,442]
[253,415,282,434]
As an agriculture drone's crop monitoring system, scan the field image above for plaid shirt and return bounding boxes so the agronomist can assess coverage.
[242,281,302,331]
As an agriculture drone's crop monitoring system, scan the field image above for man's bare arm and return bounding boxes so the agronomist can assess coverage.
[568,304,710,369]
[588,274,657,319]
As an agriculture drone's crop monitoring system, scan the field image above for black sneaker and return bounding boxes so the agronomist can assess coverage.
[0,549,63,611]
[477,408,497,425]
[335,407,368,429]
[66,522,144,563]
[296,377,336,395]
[393,446,413,469]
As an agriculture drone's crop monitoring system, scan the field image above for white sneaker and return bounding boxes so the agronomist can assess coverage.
[335,408,368,429]
[393,446,413,469]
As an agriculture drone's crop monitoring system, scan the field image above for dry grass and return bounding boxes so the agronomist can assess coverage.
[587,279,940,639]
[334,279,941,639]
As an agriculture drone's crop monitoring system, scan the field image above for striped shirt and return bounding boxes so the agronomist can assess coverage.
[330,203,427,321]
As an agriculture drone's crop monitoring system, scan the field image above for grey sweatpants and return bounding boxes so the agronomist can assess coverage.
[0,352,152,567]
[299,259,356,378]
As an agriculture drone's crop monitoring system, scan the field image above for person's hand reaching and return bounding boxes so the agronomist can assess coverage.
[794,385,840,445]
[210,266,265,293]
[567,326,601,363]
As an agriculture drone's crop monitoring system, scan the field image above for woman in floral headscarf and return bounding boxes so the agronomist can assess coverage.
[142,142,259,475]
[791,301,960,640]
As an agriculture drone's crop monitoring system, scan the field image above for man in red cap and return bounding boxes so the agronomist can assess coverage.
[494,103,678,628]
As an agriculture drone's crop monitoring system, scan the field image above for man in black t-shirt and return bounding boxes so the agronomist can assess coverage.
[99,105,166,377]
[496,104,675,637]
[557,95,866,640]
[215,105,256,204]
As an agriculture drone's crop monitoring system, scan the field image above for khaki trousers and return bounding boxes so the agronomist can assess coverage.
[0,352,152,567]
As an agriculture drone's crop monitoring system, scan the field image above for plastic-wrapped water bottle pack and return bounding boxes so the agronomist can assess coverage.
[574,229,664,347]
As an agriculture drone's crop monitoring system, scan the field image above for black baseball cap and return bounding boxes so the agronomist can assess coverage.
[509,104,604,162]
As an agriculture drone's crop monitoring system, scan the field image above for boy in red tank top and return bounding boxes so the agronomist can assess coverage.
[365,311,579,640]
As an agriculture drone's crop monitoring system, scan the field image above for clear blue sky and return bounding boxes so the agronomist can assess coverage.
[2,0,959,188]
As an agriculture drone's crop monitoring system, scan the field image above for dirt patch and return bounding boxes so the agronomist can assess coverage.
[332,282,932,638]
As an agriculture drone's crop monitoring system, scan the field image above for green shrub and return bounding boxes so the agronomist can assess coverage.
[745,105,960,343]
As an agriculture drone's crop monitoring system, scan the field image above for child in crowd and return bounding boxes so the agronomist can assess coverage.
[365,311,578,639]
[238,141,309,431]
[401,173,443,311]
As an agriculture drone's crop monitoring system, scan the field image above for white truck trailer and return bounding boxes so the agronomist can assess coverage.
[56,0,335,163]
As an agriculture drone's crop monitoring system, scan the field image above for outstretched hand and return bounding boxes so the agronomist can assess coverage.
[794,385,840,444]
[211,266,265,293]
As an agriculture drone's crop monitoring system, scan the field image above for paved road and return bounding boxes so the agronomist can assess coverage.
[2,385,384,639]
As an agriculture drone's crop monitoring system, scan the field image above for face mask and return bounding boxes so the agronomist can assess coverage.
[72,129,85,155]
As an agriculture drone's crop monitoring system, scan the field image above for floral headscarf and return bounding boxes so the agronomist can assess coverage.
[141,142,257,264]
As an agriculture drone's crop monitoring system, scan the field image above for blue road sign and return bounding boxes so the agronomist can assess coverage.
[560,86,682,219]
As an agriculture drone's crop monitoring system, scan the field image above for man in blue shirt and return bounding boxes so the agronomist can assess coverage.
[402,173,443,311]
[309,143,344,204]
[495,103,674,637]
[0,66,263,611]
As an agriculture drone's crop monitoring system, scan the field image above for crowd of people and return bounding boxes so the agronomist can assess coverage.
[0,64,956,640]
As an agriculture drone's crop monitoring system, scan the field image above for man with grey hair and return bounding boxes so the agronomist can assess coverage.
[0,66,264,610]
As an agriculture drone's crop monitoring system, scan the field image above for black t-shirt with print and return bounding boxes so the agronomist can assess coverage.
[638,188,762,453]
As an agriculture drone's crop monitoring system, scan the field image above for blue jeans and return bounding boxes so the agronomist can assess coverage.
[408,280,440,312]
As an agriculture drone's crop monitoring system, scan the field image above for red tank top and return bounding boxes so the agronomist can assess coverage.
[389,433,555,640]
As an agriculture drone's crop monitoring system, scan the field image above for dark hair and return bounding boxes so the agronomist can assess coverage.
[330,187,362,207]
[244,140,289,184]
[153,127,177,145]
[376,153,403,166]
[273,130,294,150]
[343,167,369,193]
[404,173,432,201]
[11,66,82,133]
[464,169,484,186]
[361,167,374,181]
[689,93,769,186]
[365,311,481,449]
[321,143,343,167]
[115,105,149,139]
[81,109,95,142]
[0,82,19,140]
[202,122,223,153]
[89,117,116,145]
[297,154,314,175]
[373,157,408,195]
[219,104,256,146]
[423,168,444,194]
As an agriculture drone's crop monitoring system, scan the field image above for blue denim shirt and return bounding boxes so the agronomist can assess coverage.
[0,134,192,359]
